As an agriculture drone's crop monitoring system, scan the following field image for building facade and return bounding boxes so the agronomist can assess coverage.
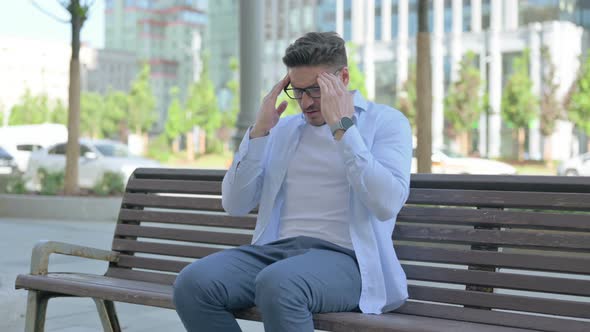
[104,0,207,131]
[209,0,589,160]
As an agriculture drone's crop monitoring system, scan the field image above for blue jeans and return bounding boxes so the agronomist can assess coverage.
[173,236,361,332]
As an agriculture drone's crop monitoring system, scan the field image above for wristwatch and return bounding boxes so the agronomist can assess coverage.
[330,116,354,137]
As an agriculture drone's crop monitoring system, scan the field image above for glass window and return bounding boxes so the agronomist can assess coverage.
[16,144,42,152]
[49,144,66,155]
[95,143,130,157]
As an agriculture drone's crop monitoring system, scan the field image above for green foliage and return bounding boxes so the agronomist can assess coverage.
[146,134,172,163]
[539,46,563,137]
[444,52,482,136]
[5,175,27,194]
[92,171,125,196]
[103,90,127,138]
[222,58,241,127]
[50,100,68,125]
[501,49,538,129]
[396,62,417,129]
[80,92,106,138]
[128,63,157,134]
[186,55,222,154]
[567,53,590,135]
[346,43,367,96]
[9,90,50,125]
[38,168,65,195]
[165,87,185,140]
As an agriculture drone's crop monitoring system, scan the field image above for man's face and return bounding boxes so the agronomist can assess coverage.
[287,66,349,127]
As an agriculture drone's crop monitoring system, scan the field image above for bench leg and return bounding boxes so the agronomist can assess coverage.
[94,299,121,332]
[24,291,50,332]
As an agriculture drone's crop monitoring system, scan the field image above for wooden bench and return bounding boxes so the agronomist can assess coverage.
[16,168,590,332]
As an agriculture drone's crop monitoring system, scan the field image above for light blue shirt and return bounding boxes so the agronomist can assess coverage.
[222,91,413,314]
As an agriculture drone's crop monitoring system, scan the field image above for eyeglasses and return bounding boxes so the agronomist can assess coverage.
[283,69,342,100]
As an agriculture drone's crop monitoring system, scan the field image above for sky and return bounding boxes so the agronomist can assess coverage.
[0,0,104,48]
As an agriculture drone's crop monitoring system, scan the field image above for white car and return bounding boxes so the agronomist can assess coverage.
[412,149,517,175]
[25,139,161,191]
[557,153,590,176]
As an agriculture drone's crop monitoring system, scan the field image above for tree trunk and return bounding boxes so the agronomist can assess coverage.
[64,5,82,195]
[186,130,195,161]
[518,128,525,161]
[416,0,432,173]
[172,137,180,154]
[543,135,553,168]
[142,133,149,156]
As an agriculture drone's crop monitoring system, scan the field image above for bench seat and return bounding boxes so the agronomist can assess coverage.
[16,272,538,332]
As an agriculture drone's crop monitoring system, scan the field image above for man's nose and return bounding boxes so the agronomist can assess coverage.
[301,92,314,109]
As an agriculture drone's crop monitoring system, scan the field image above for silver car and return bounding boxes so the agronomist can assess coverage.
[25,139,161,191]
[557,153,590,176]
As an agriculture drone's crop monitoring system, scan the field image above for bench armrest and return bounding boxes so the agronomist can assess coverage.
[30,240,120,275]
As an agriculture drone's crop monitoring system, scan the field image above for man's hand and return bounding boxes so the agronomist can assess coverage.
[317,72,354,127]
[251,74,291,138]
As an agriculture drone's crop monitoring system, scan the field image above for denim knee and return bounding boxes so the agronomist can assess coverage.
[173,263,225,309]
[254,267,308,311]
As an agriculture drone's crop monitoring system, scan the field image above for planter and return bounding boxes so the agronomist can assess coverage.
[0,194,122,221]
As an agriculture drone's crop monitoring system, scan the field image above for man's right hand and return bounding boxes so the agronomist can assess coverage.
[250,74,291,139]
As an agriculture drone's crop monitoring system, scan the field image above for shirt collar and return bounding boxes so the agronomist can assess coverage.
[352,90,368,112]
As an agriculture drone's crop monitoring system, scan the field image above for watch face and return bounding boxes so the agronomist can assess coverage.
[341,117,354,129]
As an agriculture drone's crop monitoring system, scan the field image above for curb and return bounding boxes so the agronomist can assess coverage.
[0,194,122,222]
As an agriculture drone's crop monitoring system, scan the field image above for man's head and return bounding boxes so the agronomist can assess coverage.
[282,32,350,126]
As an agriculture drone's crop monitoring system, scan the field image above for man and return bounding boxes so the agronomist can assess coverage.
[173,32,412,332]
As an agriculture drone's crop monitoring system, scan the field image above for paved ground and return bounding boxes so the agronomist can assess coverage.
[0,218,267,332]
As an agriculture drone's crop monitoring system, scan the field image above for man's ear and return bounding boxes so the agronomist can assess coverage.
[341,67,350,86]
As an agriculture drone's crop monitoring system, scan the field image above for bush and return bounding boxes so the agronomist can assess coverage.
[5,174,27,194]
[92,171,125,196]
[38,168,64,195]
[146,134,172,163]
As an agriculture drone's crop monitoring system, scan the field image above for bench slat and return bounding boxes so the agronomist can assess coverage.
[115,224,252,246]
[398,206,590,231]
[126,179,222,195]
[396,301,589,332]
[112,239,223,259]
[408,188,590,210]
[404,265,590,296]
[116,255,188,273]
[122,193,224,211]
[118,208,256,229]
[106,267,177,285]
[394,225,590,251]
[409,285,590,318]
[396,244,590,274]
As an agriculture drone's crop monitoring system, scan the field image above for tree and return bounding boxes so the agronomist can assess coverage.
[346,43,368,97]
[128,63,157,144]
[80,92,104,138]
[222,58,244,128]
[104,90,128,141]
[416,0,432,173]
[567,53,590,137]
[444,51,482,155]
[539,46,563,163]
[9,90,50,125]
[186,55,221,157]
[396,63,417,130]
[502,49,538,161]
[165,87,185,153]
[50,99,68,125]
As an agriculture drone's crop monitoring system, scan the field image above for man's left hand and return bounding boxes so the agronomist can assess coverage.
[317,72,354,127]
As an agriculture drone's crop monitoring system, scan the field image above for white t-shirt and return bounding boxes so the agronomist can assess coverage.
[278,123,353,250]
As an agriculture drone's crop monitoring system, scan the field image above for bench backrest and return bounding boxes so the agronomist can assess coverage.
[108,168,590,332]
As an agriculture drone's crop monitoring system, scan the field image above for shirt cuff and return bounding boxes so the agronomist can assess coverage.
[236,126,270,163]
[336,125,368,162]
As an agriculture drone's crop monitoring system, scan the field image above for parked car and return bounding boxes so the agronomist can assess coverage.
[0,146,19,177]
[557,152,590,176]
[25,139,161,191]
[412,148,517,175]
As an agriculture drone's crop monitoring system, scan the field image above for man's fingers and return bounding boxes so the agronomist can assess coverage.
[270,74,290,98]
[276,100,288,116]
